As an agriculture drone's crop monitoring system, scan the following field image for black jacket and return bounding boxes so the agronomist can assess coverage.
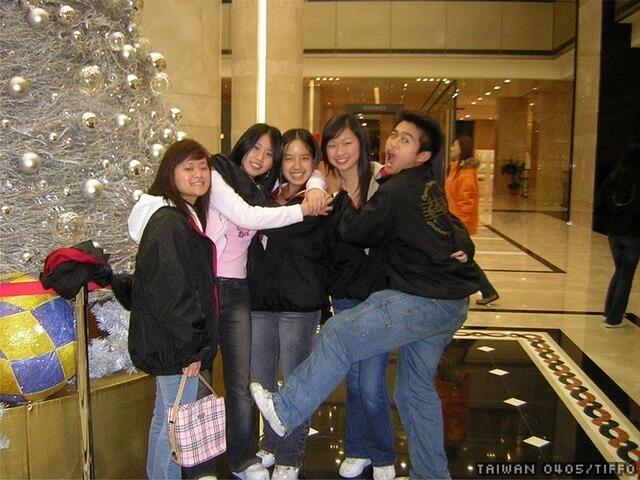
[339,165,481,299]
[120,206,218,376]
[325,191,386,300]
[248,192,330,312]
[596,173,640,237]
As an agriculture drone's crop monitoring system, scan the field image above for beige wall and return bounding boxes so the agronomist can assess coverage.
[553,0,577,49]
[139,0,221,153]
[474,120,496,150]
[495,97,528,193]
[570,0,602,228]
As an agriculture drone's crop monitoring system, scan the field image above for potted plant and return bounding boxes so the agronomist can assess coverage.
[500,159,525,194]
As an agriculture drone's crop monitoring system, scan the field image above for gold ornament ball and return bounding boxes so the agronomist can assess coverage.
[128,160,143,175]
[9,76,30,98]
[78,65,103,95]
[19,152,43,175]
[54,211,85,243]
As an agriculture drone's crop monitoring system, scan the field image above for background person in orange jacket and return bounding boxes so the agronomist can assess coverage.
[446,135,499,305]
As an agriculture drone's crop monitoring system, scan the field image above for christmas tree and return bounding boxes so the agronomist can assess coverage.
[0,0,185,274]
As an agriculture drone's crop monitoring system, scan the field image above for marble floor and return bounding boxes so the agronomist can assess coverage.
[207,211,640,479]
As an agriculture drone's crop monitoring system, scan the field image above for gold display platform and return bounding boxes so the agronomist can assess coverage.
[1,371,154,479]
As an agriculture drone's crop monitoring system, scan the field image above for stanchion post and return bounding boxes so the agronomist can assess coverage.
[74,285,95,479]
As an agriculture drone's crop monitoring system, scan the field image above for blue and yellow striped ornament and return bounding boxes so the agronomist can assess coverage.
[0,272,76,404]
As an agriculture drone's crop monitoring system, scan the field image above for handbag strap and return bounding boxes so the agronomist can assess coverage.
[168,373,220,459]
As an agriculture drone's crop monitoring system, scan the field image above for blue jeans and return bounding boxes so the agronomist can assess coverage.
[147,375,198,480]
[272,290,468,480]
[251,310,321,468]
[333,298,395,467]
[605,235,640,324]
[217,278,260,472]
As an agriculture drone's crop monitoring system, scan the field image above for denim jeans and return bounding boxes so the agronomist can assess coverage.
[251,310,320,468]
[333,298,396,467]
[273,290,468,479]
[217,278,260,472]
[605,235,640,324]
[147,374,198,480]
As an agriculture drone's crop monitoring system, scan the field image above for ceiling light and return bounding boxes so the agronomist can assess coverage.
[493,85,501,90]
[429,78,434,82]
[315,77,320,81]
[416,78,422,82]
[504,79,511,83]
[471,101,477,105]
[532,87,538,90]
[529,102,535,106]
[464,114,470,118]
[403,83,408,87]
[322,77,327,81]
[361,122,367,126]
[336,77,340,81]
[477,97,483,101]
[484,91,491,96]
[329,77,334,81]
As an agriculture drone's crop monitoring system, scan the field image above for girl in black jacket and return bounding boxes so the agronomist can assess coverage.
[125,139,218,479]
[248,129,328,480]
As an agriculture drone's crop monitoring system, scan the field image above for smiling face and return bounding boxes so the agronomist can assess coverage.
[325,127,361,175]
[241,133,274,178]
[174,155,211,204]
[384,121,431,175]
[282,139,314,191]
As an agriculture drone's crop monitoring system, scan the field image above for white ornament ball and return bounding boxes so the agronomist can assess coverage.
[115,114,131,129]
[119,44,136,63]
[19,152,43,175]
[160,127,175,143]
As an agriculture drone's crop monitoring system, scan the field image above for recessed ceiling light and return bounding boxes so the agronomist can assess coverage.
[322,77,327,81]
[477,97,483,101]
[493,86,501,90]
[416,78,422,82]
[532,87,538,90]
[403,83,408,87]
[464,114,471,118]
[529,102,535,106]
[329,77,334,81]
[315,77,320,81]
[336,77,340,81]
[471,101,477,105]
[504,79,511,83]
[429,78,435,82]
[484,91,491,96]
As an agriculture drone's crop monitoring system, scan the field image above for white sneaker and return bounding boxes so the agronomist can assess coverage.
[272,465,300,480]
[232,463,270,480]
[604,321,627,328]
[198,477,218,480]
[250,382,287,437]
[339,458,371,478]
[257,449,275,468]
[373,465,396,480]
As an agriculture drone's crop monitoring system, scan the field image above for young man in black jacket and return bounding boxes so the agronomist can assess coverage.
[251,112,481,480]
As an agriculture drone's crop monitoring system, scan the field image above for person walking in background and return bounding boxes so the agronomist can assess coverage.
[249,129,329,480]
[121,140,218,480]
[321,114,396,480]
[446,135,499,306]
[598,144,640,328]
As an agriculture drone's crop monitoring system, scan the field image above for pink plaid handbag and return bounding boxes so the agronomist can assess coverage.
[167,374,226,467]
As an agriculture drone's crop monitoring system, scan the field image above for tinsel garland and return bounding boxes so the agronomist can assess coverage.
[88,290,135,378]
[0,0,185,273]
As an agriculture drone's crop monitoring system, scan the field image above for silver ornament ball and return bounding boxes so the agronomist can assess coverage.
[57,5,78,25]
[27,7,50,28]
[169,107,182,123]
[108,31,125,51]
[9,76,30,98]
[160,127,175,143]
[54,211,85,243]
[82,179,104,200]
[1,119,10,129]
[19,152,43,175]
[175,130,188,141]
[126,73,141,90]
[78,65,103,94]
[150,73,170,96]
[115,113,131,128]
[119,44,136,63]
[149,52,167,71]
[150,143,166,160]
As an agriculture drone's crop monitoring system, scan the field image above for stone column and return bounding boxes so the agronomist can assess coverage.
[140,0,221,152]
[495,97,528,195]
[535,81,573,208]
[570,0,602,227]
[231,0,303,143]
